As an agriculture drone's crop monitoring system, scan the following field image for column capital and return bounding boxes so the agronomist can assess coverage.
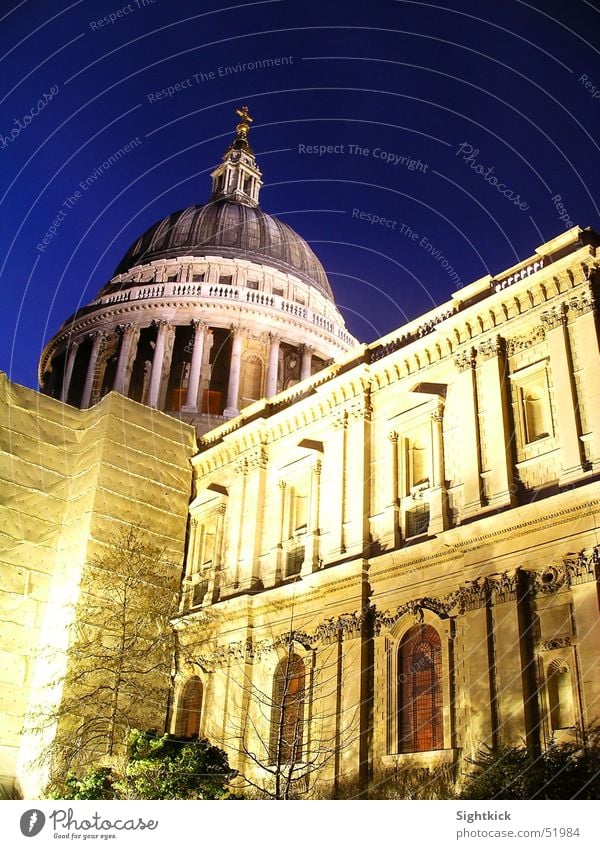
[268,332,281,344]
[388,430,399,443]
[153,318,170,331]
[300,343,314,355]
[478,334,505,362]
[454,346,477,372]
[230,322,247,338]
[191,318,207,331]
[116,322,134,336]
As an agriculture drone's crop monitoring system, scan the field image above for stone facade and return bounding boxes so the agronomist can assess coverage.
[171,225,600,795]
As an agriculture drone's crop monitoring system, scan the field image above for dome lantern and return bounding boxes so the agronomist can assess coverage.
[210,106,262,207]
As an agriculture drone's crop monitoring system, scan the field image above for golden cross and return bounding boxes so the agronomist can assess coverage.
[235,105,253,139]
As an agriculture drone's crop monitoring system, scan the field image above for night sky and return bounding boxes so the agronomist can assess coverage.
[1,0,599,389]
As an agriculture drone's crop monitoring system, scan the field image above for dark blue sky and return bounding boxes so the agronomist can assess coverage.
[1,0,599,389]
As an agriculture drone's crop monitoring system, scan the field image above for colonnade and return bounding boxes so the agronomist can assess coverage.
[54,319,317,416]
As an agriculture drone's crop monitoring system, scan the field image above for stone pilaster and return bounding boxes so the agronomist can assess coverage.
[428,404,447,534]
[542,309,584,483]
[302,460,322,574]
[454,347,483,517]
[477,336,516,509]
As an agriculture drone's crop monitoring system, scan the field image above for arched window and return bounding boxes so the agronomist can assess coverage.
[270,653,305,764]
[398,624,443,753]
[547,661,575,730]
[175,677,203,738]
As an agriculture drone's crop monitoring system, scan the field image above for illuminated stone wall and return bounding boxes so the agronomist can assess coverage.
[173,227,600,796]
[0,376,195,798]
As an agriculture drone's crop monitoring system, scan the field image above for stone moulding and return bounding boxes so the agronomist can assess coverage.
[192,547,598,668]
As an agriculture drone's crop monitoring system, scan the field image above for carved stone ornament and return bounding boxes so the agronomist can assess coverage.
[235,445,268,474]
[529,547,599,595]
[454,347,477,372]
[506,325,545,356]
[540,305,566,330]
[198,607,373,666]
[568,291,596,318]
[375,597,450,634]
[478,335,505,362]
[541,636,572,652]
[531,564,568,596]
[488,571,519,604]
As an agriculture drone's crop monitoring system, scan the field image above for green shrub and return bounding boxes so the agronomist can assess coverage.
[49,730,237,800]
[459,738,600,800]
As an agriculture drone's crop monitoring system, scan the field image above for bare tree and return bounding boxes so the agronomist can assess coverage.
[35,526,180,790]
[222,618,363,800]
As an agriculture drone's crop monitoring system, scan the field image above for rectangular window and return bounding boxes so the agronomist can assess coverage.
[406,503,430,537]
[192,578,209,607]
[286,544,305,577]
[247,280,259,290]
[273,287,284,298]
[219,274,233,286]
[167,273,178,282]
[192,273,205,282]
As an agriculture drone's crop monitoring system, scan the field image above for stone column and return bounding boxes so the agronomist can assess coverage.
[148,320,169,409]
[300,344,313,380]
[113,323,136,395]
[60,340,79,403]
[81,331,104,409]
[265,333,280,398]
[224,325,244,417]
[182,320,206,412]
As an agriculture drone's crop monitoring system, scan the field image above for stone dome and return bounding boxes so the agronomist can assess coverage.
[40,107,357,435]
[113,199,334,300]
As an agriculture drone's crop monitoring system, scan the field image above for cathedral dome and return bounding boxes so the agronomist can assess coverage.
[40,107,357,433]
[113,199,333,299]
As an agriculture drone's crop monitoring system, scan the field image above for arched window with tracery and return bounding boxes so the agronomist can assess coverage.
[270,653,305,764]
[175,677,203,738]
[547,661,575,730]
[398,624,443,753]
